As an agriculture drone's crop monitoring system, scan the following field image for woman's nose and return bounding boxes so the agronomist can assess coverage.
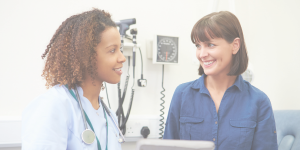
[199,48,208,59]
[118,51,126,63]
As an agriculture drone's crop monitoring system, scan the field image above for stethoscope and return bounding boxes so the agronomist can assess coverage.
[66,85,125,146]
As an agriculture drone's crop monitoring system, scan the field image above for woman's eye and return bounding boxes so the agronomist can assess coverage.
[208,43,215,47]
[196,44,201,49]
[110,49,116,53]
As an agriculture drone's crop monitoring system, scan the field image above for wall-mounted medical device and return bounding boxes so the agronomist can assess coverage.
[153,35,179,64]
[148,35,179,138]
[115,18,136,54]
[113,19,148,140]
[114,19,137,137]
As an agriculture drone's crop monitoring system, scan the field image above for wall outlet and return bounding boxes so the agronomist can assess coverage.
[124,115,161,142]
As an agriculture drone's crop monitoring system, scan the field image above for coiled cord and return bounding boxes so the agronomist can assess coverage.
[159,65,165,139]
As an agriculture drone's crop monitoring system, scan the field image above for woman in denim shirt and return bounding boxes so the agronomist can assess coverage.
[163,11,278,150]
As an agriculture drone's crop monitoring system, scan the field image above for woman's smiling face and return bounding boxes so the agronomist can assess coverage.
[95,27,126,84]
[195,35,240,77]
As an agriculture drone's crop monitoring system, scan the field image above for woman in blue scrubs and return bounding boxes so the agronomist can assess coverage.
[22,9,125,150]
[163,11,278,150]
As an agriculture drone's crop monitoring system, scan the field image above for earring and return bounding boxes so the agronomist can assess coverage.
[101,83,105,91]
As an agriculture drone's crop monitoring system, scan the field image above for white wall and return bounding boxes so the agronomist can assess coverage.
[0,0,204,149]
[0,0,300,149]
[0,0,204,117]
[233,0,300,110]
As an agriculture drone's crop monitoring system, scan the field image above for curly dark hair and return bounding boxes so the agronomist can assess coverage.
[41,8,116,89]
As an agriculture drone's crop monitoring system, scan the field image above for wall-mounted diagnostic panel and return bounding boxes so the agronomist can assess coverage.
[153,35,179,64]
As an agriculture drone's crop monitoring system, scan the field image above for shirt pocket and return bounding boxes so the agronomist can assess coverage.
[229,120,256,149]
[179,116,204,140]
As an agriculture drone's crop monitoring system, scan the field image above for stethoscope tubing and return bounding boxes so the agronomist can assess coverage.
[73,86,126,144]
[74,87,97,145]
[100,100,126,143]
[75,88,89,130]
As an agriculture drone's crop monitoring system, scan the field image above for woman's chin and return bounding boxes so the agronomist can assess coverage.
[105,79,121,84]
[203,70,215,76]
[203,70,211,76]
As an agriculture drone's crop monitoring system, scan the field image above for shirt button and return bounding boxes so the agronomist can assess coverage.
[274,131,276,134]
[213,138,215,141]
[215,121,218,124]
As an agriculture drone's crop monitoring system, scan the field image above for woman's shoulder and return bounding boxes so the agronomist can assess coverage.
[31,85,70,104]
[243,81,270,104]
[244,81,267,95]
[22,85,73,148]
[23,85,72,118]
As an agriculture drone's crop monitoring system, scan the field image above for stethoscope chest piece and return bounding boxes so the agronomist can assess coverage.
[67,85,126,146]
[82,129,96,144]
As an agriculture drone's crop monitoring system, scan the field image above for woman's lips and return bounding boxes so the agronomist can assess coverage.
[114,68,123,75]
[203,60,216,68]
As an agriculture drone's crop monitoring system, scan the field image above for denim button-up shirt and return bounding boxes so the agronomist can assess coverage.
[163,75,278,150]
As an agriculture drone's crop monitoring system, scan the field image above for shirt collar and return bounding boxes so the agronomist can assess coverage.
[191,75,203,90]
[75,85,84,97]
[232,75,244,92]
[191,74,244,92]
[191,74,209,95]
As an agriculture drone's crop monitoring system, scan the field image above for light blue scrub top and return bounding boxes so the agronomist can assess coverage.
[22,84,122,150]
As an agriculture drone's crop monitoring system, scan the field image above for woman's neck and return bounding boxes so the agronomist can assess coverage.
[80,75,102,110]
[205,73,237,93]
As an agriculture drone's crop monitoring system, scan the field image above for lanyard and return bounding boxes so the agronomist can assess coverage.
[66,85,108,150]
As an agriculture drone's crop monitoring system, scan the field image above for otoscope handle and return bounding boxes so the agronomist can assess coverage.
[133,51,136,67]
[130,28,137,44]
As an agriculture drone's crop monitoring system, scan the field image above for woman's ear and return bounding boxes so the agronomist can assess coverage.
[232,38,240,55]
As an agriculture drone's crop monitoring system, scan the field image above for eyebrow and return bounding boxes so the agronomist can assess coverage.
[105,44,122,49]
[105,44,117,49]
[195,41,212,44]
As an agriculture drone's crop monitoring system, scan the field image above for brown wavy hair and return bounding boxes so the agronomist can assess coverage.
[41,8,116,89]
[191,11,248,76]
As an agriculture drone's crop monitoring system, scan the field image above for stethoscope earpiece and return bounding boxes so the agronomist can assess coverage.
[118,138,125,143]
